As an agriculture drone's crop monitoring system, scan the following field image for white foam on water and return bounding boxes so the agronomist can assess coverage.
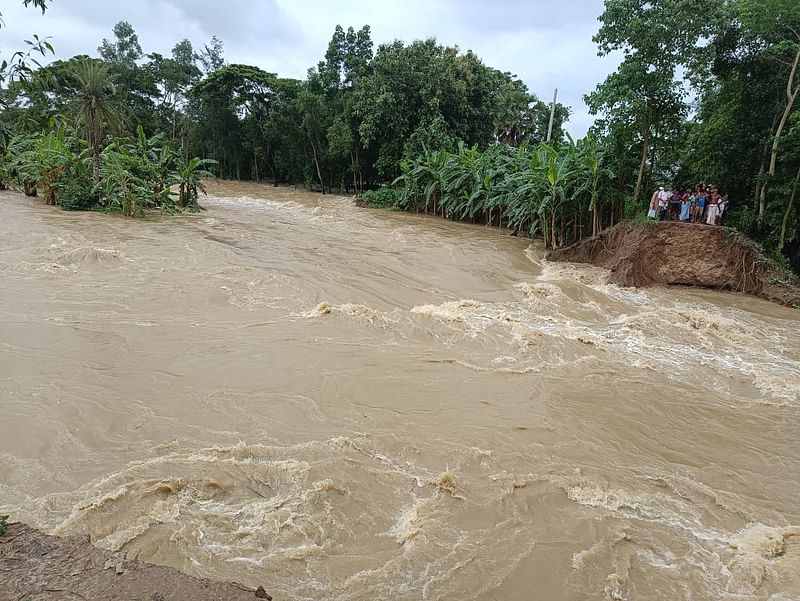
[406,274,800,403]
[558,474,799,599]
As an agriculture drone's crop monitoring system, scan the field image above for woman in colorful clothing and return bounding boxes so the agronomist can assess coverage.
[670,189,682,220]
[693,191,706,223]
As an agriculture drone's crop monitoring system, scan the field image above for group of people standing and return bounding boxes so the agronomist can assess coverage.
[649,184,730,226]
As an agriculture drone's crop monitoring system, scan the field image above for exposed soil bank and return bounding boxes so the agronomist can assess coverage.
[547,222,800,307]
[0,522,272,601]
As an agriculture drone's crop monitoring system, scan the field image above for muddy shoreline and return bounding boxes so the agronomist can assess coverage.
[0,522,272,601]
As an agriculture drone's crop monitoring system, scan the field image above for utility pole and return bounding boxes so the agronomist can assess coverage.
[546,88,558,143]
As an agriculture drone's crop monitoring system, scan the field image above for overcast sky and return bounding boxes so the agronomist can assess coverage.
[1,0,619,135]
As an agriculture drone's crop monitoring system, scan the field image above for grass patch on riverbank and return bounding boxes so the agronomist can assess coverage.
[355,187,401,208]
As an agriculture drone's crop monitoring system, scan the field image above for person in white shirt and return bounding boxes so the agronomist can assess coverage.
[657,186,671,221]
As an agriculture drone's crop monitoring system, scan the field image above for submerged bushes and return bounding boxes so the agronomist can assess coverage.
[356,187,401,208]
[0,125,216,216]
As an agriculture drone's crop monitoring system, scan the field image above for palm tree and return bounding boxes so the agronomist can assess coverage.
[69,58,116,185]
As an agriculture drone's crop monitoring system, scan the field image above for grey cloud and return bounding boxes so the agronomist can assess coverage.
[445,0,605,34]
[3,0,617,135]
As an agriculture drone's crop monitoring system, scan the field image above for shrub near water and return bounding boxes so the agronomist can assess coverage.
[1,126,216,216]
[56,176,98,211]
[356,187,401,208]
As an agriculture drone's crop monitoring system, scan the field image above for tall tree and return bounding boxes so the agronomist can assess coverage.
[587,56,684,205]
[190,64,279,180]
[587,0,725,204]
[734,0,800,217]
[355,39,505,180]
[310,25,374,191]
[98,21,143,69]
[145,40,201,141]
[198,36,225,75]
[68,58,117,184]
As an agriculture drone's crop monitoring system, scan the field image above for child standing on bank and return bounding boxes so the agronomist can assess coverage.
[680,194,692,222]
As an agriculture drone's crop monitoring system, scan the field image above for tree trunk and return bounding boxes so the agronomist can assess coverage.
[761,46,800,218]
[572,206,577,243]
[633,126,650,206]
[269,159,278,187]
[310,138,324,194]
[351,150,358,194]
[92,145,101,186]
[86,105,102,186]
[648,130,658,192]
[754,113,777,213]
[754,156,766,213]
[778,164,800,253]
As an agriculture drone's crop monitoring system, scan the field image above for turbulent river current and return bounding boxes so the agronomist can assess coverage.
[1,181,799,600]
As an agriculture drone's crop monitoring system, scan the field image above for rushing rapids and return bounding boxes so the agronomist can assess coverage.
[1,181,799,601]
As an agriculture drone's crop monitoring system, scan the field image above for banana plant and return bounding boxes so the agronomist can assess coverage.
[389,134,617,247]
[539,143,576,248]
[173,156,218,211]
[393,147,449,214]
[123,126,176,195]
[576,133,615,236]
[5,125,78,204]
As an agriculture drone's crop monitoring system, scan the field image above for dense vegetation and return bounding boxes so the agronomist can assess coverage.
[384,137,611,249]
[368,0,800,268]
[0,0,798,270]
[586,0,800,270]
[1,9,216,215]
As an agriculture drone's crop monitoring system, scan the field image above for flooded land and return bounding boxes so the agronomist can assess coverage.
[1,182,799,600]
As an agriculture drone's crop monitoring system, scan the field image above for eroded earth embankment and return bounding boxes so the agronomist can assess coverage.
[0,522,272,601]
[547,222,800,307]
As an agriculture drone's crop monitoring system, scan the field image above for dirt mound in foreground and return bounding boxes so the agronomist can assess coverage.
[547,222,800,307]
[0,522,272,601]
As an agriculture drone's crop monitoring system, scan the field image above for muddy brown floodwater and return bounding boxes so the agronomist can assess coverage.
[1,181,799,601]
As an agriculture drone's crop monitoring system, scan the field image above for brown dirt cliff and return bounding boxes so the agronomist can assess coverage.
[546,222,800,307]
